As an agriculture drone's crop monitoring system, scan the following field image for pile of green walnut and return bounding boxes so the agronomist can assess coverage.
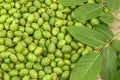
[0,0,96,80]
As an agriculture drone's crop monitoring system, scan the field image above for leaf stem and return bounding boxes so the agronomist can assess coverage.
[98,32,120,54]
[99,0,120,22]
[111,12,120,22]
[108,32,120,43]
[96,1,120,53]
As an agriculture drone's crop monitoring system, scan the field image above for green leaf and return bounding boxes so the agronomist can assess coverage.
[100,46,117,80]
[93,24,114,39]
[117,53,120,67]
[74,3,103,22]
[68,26,108,48]
[70,52,102,80]
[58,0,87,6]
[111,40,120,53]
[103,0,120,11]
[100,12,114,25]
[112,70,120,80]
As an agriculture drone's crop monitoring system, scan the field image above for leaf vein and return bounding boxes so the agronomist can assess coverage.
[80,54,100,79]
